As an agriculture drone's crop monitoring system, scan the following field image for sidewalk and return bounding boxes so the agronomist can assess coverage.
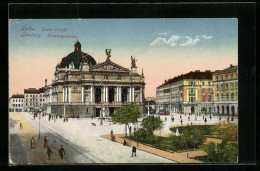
[101,134,204,163]
[9,112,68,164]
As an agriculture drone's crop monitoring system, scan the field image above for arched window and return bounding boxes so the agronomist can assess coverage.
[217,94,219,101]
[226,93,229,101]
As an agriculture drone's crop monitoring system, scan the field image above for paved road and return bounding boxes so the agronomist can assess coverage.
[21,112,173,163]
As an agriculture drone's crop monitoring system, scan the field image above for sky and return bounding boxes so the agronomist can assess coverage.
[9,19,238,98]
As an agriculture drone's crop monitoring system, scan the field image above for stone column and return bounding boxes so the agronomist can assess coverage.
[140,87,143,103]
[106,86,108,103]
[68,86,71,103]
[103,86,106,103]
[116,87,119,102]
[90,86,93,103]
[118,87,121,102]
[81,86,84,103]
[132,87,135,102]
[63,87,65,102]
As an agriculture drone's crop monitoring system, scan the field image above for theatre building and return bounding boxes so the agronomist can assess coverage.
[43,41,145,118]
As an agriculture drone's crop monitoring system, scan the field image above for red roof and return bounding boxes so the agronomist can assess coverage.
[24,89,40,93]
[158,71,212,88]
[11,94,24,98]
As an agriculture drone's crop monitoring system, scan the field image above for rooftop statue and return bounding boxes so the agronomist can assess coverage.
[105,49,111,61]
[131,56,137,68]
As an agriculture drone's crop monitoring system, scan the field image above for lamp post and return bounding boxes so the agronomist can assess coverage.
[39,108,41,139]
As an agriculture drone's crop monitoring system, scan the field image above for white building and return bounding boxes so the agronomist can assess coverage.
[24,88,40,112]
[9,94,24,112]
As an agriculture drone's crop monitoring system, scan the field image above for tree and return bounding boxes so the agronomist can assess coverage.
[141,116,164,135]
[213,122,238,141]
[112,104,141,137]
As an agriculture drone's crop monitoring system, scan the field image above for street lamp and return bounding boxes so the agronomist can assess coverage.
[39,108,41,139]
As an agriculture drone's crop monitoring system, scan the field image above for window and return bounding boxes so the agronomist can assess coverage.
[86,108,89,113]
[30,95,32,97]
[13,104,15,107]
[104,75,108,79]
[117,76,121,80]
[236,83,238,89]
[202,89,205,93]
[202,82,205,85]
[208,88,211,93]
[26,95,28,97]
[226,93,229,101]
[231,83,234,90]
[220,75,223,80]
[216,76,218,81]
[208,81,211,85]
[13,99,14,102]
[230,74,233,79]
[203,96,205,102]
[225,75,228,80]
[216,85,219,91]
[208,95,211,102]
[236,73,238,78]
[221,93,224,101]
[231,93,234,101]
[221,85,223,90]
[225,84,229,90]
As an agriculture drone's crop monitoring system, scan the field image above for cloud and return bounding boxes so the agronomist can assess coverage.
[179,36,200,46]
[201,35,213,40]
[150,35,181,47]
[150,34,213,48]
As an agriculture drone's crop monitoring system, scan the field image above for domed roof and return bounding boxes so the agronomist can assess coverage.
[60,42,97,69]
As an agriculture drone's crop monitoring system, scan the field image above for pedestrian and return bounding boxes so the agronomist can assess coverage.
[187,153,189,158]
[56,115,58,119]
[131,146,137,157]
[219,116,221,121]
[191,122,192,125]
[64,118,66,122]
[31,137,35,149]
[165,117,167,121]
[59,145,65,159]
[91,115,93,119]
[188,116,190,121]
[204,117,207,124]
[66,117,68,122]
[210,115,212,120]
[47,146,53,160]
[19,123,23,130]
[34,114,36,120]
[134,126,136,133]
[129,126,132,135]
[227,116,230,122]
[77,115,79,119]
[123,139,127,146]
[110,129,113,137]
[203,115,204,120]
[44,136,48,149]
[181,119,183,125]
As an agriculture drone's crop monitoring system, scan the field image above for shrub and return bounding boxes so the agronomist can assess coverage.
[202,141,238,163]
[212,122,238,141]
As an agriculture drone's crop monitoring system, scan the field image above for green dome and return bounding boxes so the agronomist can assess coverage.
[61,52,96,69]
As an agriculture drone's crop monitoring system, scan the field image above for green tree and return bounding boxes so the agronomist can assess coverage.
[213,122,238,141]
[112,104,141,137]
[141,116,164,135]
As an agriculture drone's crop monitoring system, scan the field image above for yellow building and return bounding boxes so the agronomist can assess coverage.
[156,70,214,115]
[213,64,238,117]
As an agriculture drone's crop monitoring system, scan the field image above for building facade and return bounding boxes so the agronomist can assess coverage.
[43,41,145,118]
[9,94,24,112]
[156,70,214,115]
[24,88,40,112]
[213,64,238,117]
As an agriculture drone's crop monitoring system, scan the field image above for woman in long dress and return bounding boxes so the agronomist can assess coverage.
[44,136,48,149]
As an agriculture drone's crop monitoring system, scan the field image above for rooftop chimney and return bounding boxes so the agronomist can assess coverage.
[230,64,233,68]
[195,70,200,72]
[165,80,167,83]
[205,70,211,72]
[45,79,47,87]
